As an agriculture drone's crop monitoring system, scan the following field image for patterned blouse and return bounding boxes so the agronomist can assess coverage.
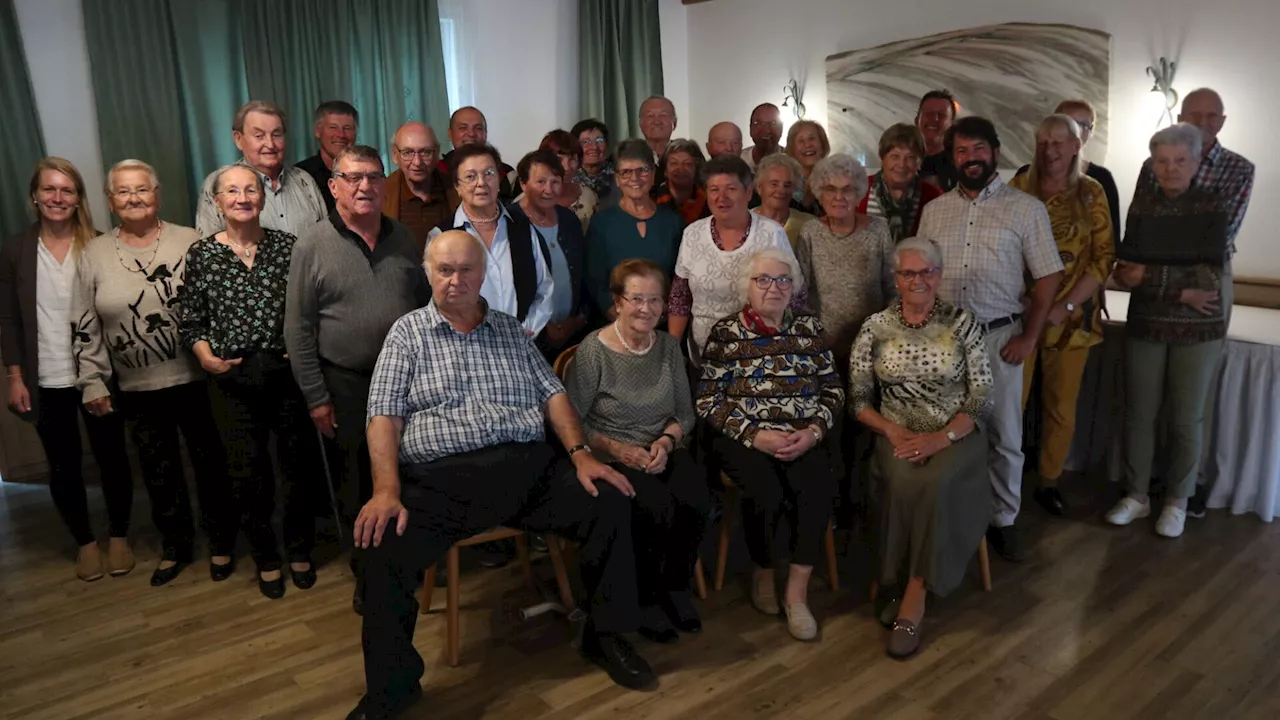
[178,228,296,358]
[1008,173,1114,351]
[848,301,993,434]
[696,310,845,449]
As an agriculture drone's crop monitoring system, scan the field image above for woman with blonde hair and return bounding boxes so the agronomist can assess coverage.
[1009,114,1115,517]
[752,153,815,249]
[0,157,135,581]
[74,159,235,586]
[785,120,831,214]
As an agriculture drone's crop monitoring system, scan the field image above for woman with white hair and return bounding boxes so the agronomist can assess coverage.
[697,248,844,641]
[1009,114,1115,518]
[849,237,993,659]
[668,155,800,363]
[73,159,234,587]
[1106,123,1228,539]
[795,153,896,366]
[751,153,816,249]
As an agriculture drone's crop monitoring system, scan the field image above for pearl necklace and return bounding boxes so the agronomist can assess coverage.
[113,223,162,273]
[462,204,501,227]
[613,321,656,356]
[897,299,939,329]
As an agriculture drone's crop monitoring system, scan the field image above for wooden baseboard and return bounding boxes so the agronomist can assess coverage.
[1234,277,1280,309]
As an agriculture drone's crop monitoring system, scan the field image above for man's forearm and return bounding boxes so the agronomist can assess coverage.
[546,393,587,451]
[367,415,405,497]
[1024,272,1064,338]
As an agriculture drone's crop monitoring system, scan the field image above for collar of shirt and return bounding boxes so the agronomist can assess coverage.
[952,173,1006,204]
[1202,140,1224,168]
[398,166,447,205]
[424,297,496,332]
[451,202,513,233]
[709,212,753,251]
[237,158,292,191]
[329,208,394,254]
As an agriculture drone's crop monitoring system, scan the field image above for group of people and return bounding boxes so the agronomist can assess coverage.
[0,80,1253,720]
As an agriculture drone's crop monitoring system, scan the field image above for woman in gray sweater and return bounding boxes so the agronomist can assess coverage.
[73,159,234,587]
[566,259,708,642]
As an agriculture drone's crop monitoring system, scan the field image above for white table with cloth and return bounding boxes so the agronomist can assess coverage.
[1065,290,1280,521]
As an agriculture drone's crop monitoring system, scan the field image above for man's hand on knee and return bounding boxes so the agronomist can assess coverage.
[355,491,408,549]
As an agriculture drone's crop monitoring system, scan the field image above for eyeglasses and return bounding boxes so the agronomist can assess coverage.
[397,147,439,161]
[333,171,386,185]
[457,168,499,185]
[621,295,664,308]
[820,185,859,197]
[112,187,155,200]
[616,166,654,180]
[1077,122,1095,132]
[752,275,794,289]
[217,186,261,199]
[580,137,607,146]
[895,268,941,281]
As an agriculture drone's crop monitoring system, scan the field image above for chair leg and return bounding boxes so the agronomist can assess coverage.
[446,546,462,667]
[978,537,992,592]
[545,537,575,611]
[715,486,738,591]
[693,556,708,600]
[824,519,840,592]
[515,534,534,590]
[421,564,438,614]
[869,580,878,604]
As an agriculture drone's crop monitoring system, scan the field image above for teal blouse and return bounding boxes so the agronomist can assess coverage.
[583,204,683,317]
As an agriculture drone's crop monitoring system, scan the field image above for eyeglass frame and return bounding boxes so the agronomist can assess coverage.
[894,267,941,282]
[456,167,500,186]
[619,294,665,308]
[751,275,794,290]
[616,166,654,180]
[332,170,387,185]
[395,146,440,161]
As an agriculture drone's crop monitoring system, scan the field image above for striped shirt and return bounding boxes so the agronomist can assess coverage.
[917,176,1063,324]
[366,301,564,464]
[195,161,327,240]
[1136,140,1254,257]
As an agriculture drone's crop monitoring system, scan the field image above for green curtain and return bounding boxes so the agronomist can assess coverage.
[0,0,48,238]
[83,0,450,223]
[579,0,664,142]
[240,0,450,169]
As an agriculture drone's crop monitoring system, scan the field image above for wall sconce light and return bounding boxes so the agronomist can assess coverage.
[1146,57,1179,127]
[782,79,806,119]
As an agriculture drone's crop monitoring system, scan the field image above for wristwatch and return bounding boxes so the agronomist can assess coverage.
[567,444,592,457]
[945,430,959,443]
[1064,301,1076,312]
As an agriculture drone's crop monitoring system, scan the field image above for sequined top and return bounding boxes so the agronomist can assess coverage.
[848,300,993,433]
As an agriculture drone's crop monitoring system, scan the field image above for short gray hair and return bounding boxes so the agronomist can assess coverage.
[210,164,264,195]
[895,237,944,270]
[754,153,804,188]
[737,248,805,306]
[1149,122,1202,159]
[105,159,161,194]
[809,153,869,202]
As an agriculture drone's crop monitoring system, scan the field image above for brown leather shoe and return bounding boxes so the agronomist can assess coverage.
[107,537,135,576]
[887,619,922,659]
[751,571,779,616]
[77,543,105,582]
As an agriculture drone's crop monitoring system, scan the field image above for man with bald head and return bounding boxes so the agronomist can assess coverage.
[741,103,783,170]
[436,106,517,201]
[346,230,656,719]
[1136,88,1255,518]
[384,122,458,254]
[706,122,744,159]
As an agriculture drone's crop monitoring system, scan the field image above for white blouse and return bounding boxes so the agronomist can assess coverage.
[35,239,78,388]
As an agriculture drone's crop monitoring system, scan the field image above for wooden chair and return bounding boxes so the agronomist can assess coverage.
[713,472,841,592]
[551,343,709,601]
[419,528,574,667]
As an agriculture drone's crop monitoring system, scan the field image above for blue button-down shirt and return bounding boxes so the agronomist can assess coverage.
[366,300,565,464]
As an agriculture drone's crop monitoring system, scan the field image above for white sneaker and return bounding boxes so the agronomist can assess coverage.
[1105,497,1151,526]
[1156,505,1187,538]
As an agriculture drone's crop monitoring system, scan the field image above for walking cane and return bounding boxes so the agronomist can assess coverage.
[315,429,347,548]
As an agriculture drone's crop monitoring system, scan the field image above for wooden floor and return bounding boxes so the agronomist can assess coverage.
[2,473,1279,720]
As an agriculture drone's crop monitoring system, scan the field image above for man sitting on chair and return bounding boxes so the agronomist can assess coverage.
[347,230,656,720]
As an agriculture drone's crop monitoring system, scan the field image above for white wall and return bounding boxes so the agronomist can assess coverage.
[14,0,109,226]
[684,0,1279,277]
[658,0,690,132]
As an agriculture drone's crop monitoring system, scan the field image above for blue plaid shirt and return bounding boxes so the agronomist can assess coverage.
[366,301,565,464]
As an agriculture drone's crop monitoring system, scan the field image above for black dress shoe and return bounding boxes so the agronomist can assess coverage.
[637,607,680,645]
[477,540,510,569]
[1034,487,1069,517]
[259,573,286,600]
[661,591,702,634]
[345,684,423,720]
[986,525,1026,562]
[290,563,317,590]
[150,561,188,587]
[581,630,657,691]
[210,559,235,582]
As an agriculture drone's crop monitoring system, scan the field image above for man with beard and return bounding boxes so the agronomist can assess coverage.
[741,103,784,170]
[917,116,1063,563]
[916,90,959,190]
[296,101,360,211]
[383,122,458,255]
